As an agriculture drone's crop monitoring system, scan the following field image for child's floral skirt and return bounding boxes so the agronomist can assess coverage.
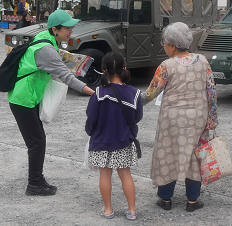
[88,143,138,170]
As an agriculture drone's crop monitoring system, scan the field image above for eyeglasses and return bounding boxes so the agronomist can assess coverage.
[160,41,164,47]
[63,26,75,31]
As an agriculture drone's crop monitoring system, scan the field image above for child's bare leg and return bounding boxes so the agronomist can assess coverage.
[117,167,136,212]
[99,167,113,215]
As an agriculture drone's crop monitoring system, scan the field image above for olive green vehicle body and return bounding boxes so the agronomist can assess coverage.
[5,0,218,88]
[195,6,232,84]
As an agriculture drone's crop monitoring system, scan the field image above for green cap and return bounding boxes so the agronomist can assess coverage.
[47,10,80,28]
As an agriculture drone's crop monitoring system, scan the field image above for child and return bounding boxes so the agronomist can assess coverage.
[85,52,143,220]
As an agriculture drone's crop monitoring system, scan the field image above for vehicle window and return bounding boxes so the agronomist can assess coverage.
[202,0,213,16]
[37,0,126,22]
[222,10,232,22]
[160,0,173,17]
[38,0,54,22]
[181,0,193,17]
[71,0,124,21]
[129,1,152,24]
[60,0,75,17]
[109,1,123,9]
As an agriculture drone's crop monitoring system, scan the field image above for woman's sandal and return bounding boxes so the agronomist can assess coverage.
[101,208,114,219]
[123,207,137,220]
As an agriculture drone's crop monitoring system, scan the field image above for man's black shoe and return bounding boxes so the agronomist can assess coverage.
[25,183,57,196]
[156,199,172,210]
[186,200,204,212]
[42,177,57,190]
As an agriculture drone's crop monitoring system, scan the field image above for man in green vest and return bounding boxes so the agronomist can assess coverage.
[8,10,94,196]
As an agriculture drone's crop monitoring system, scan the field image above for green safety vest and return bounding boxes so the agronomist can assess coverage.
[8,30,59,108]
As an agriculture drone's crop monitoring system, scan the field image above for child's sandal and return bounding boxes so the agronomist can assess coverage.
[123,207,137,220]
[101,208,114,219]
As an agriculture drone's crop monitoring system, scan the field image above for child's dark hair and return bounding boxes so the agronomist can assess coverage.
[21,12,31,27]
[101,52,130,87]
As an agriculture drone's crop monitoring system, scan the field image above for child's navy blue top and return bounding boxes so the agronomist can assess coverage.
[85,83,143,151]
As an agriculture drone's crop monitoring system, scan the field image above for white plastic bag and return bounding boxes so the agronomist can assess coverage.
[155,91,163,106]
[83,137,99,170]
[39,78,68,124]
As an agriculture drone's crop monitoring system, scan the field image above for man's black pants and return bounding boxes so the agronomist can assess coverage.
[10,103,46,186]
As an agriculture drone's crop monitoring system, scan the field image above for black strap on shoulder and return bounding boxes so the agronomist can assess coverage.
[16,71,35,81]
[17,39,54,82]
[109,85,136,138]
[29,39,53,46]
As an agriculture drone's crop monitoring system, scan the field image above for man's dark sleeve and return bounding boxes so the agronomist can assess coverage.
[17,2,25,15]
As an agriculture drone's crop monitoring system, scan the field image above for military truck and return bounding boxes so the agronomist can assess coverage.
[5,0,218,89]
[196,5,232,84]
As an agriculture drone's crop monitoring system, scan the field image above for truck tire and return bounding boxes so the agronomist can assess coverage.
[77,48,105,92]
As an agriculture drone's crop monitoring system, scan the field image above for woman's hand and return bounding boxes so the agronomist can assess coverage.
[82,86,95,95]
[205,121,217,130]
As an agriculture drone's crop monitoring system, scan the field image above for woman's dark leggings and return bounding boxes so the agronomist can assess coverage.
[10,103,46,186]
[157,178,201,201]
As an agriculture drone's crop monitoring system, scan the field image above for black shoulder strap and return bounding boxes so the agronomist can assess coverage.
[29,39,53,46]
[17,39,54,82]
[109,85,136,138]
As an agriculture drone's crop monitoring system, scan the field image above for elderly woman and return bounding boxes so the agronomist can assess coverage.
[141,22,218,212]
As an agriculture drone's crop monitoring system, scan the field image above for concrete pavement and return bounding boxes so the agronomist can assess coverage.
[0,28,232,226]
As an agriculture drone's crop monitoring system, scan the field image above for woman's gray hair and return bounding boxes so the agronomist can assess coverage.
[162,22,193,49]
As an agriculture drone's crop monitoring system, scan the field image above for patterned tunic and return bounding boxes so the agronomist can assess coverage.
[141,53,218,186]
